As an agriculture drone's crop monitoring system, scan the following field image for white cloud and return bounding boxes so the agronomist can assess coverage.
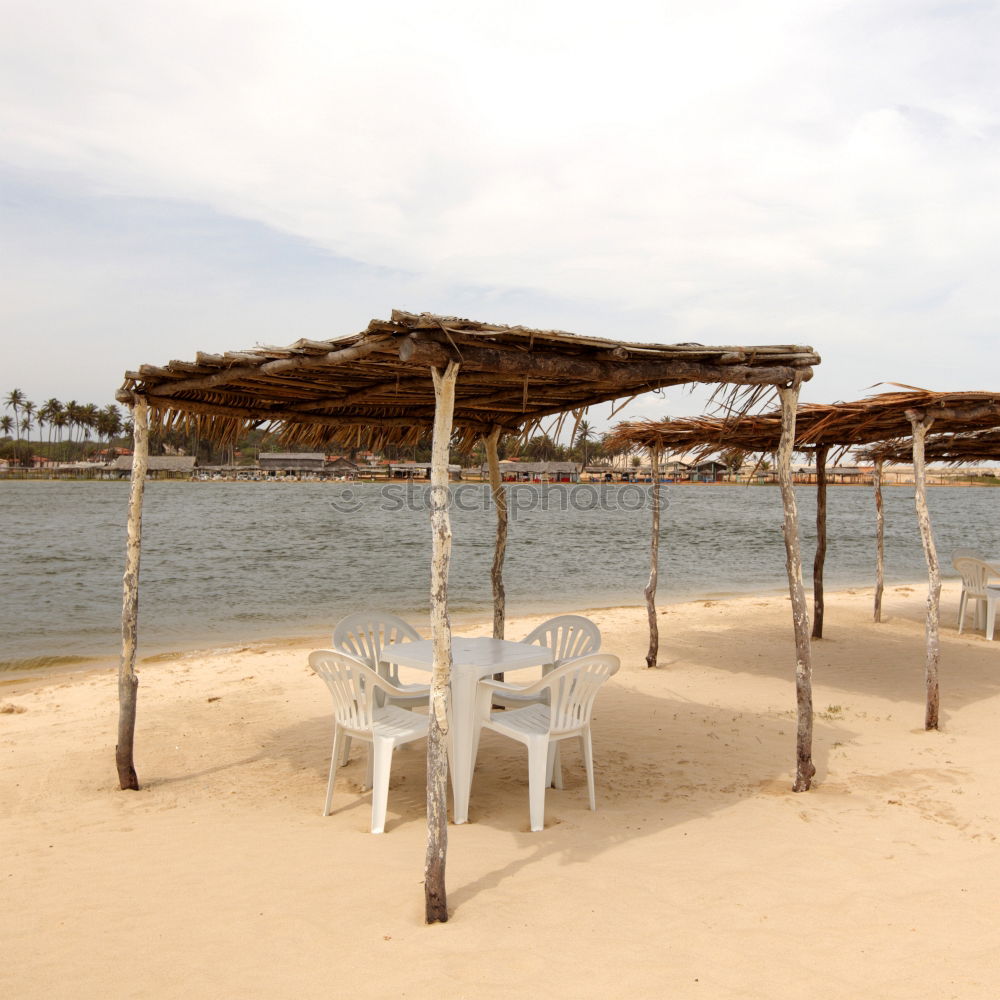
[1,0,998,410]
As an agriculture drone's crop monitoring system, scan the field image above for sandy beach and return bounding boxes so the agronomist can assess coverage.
[4,579,1000,999]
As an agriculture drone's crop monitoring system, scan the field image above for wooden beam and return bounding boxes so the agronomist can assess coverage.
[285,376,433,413]
[873,457,885,623]
[812,444,829,639]
[908,403,1000,424]
[398,334,815,387]
[777,382,815,792]
[425,360,459,925]
[117,397,148,791]
[142,335,398,398]
[645,445,661,668]
[908,411,940,731]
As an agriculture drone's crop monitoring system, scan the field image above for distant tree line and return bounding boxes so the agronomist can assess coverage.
[3,390,639,469]
[2,389,128,465]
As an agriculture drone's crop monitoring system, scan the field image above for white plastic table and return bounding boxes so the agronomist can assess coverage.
[986,586,1000,641]
[380,636,554,824]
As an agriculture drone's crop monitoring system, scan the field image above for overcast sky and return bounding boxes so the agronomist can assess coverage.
[2,0,998,433]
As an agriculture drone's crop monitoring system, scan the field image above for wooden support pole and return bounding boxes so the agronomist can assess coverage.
[908,413,940,731]
[645,445,661,668]
[425,361,459,924]
[811,444,829,639]
[873,457,885,623]
[485,426,508,642]
[117,397,149,790]
[777,383,815,792]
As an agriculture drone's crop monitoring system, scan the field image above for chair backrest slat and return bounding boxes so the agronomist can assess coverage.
[309,649,382,730]
[521,615,601,666]
[953,557,991,595]
[544,653,619,734]
[333,612,421,685]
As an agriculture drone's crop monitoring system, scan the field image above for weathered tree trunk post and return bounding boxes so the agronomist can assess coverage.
[425,361,459,924]
[812,444,829,639]
[117,396,149,791]
[873,457,885,623]
[777,382,815,792]
[908,412,940,731]
[645,445,661,668]
[485,426,508,642]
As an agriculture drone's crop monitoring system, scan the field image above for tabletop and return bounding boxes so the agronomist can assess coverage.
[380,636,555,673]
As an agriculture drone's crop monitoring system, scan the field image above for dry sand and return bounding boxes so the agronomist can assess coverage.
[3,581,1000,999]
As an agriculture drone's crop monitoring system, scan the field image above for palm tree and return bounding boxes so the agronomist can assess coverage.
[524,433,558,461]
[0,414,12,438]
[80,404,99,443]
[20,400,35,444]
[5,389,25,445]
[51,410,68,456]
[96,404,123,450]
[39,399,63,447]
[575,419,594,466]
[63,400,80,456]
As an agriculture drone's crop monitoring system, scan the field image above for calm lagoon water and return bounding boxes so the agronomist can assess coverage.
[1,479,998,672]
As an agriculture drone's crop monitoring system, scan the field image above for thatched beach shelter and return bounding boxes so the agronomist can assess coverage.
[115,309,820,921]
[609,388,1000,737]
[860,427,1000,467]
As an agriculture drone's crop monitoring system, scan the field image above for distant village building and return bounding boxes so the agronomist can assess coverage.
[662,460,690,480]
[325,456,358,476]
[584,464,624,482]
[488,461,581,483]
[258,452,326,475]
[688,460,728,482]
[113,455,197,479]
[793,465,865,484]
[389,462,462,481]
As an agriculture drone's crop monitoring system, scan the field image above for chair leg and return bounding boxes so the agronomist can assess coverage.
[958,592,967,633]
[323,725,343,817]
[339,734,352,766]
[527,738,548,832]
[582,730,596,811]
[987,596,998,641]
[370,737,395,834]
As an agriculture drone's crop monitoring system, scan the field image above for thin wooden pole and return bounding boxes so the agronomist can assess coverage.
[485,426,507,641]
[425,361,459,924]
[645,445,661,668]
[873,457,885,623]
[811,444,829,639]
[117,396,148,790]
[777,383,815,792]
[908,412,940,731]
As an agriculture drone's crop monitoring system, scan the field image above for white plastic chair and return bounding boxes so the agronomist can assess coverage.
[332,611,429,705]
[953,557,995,634]
[474,652,620,832]
[332,612,430,764]
[308,649,428,834]
[951,548,982,561]
[489,615,602,710]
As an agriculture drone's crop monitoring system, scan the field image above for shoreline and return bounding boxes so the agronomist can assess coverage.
[0,578,937,692]
[2,473,999,486]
